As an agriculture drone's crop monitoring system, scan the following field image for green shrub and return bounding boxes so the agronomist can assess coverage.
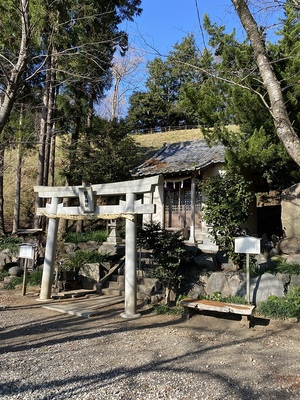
[4,277,23,290]
[222,295,248,304]
[268,260,300,275]
[199,292,248,304]
[256,286,300,320]
[137,221,192,305]
[62,250,107,271]
[0,236,22,253]
[199,173,254,265]
[3,269,43,290]
[152,304,183,315]
[63,230,107,244]
[27,270,43,286]
[0,269,9,281]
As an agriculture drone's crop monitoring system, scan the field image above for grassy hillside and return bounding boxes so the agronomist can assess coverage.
[132,128,203,150]
[131,128,205,166]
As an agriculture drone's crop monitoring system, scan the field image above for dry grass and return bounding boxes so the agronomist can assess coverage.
[132,128,203,150]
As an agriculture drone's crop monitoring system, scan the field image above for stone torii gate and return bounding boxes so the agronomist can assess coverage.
[34,175,162,319]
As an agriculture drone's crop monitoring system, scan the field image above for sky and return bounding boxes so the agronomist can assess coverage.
[121,0,244,60]
[121,0,282,59]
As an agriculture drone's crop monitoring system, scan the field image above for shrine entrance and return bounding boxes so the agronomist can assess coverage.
[164,178,202,234]
[34,175,162,319]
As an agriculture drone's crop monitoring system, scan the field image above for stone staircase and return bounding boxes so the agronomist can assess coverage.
[101,273,125,297]
[101,251,161,301]
[101,269,161,301]
[196,233,219,252]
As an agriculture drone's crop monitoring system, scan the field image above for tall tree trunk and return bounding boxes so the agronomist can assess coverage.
[0,0,30,131]
[49,122,56,187]
[12,143,22,234]
[231,0,300,167]
[43,54,57,187]
[0,145,5,235]
[0,0,30,234]
[12,107,25,234]
[34,64,52,229]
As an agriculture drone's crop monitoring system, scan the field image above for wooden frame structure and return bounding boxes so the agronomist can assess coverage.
[34,175,162,319]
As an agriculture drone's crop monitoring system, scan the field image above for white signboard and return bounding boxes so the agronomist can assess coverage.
[18,245,35,259]
[234,236,261,254]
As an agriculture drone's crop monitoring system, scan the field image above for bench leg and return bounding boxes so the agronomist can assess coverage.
[182,306,197,320]
[240,315,255,328]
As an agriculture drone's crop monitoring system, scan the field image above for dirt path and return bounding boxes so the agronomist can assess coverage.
[0,289,299,399]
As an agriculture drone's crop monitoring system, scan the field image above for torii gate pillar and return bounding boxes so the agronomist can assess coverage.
[121,192,140,319]
[39,198,60,300]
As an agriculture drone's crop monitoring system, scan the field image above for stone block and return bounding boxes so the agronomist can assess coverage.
[194,254,218,270]
[279,237,300,254]
[79,263,101,289]
[289,275,300,290]
[0,249,13,267]
[187,283,206,299]
[250,272,284,304]
[206,272,231,297]
[281,183,300,237]
[63,243,77,254]
[77,241,98,251]
[286,253,300,264]
[227,272,246,297]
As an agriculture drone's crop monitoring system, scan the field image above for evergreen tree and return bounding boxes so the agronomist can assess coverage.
[126,34,203,130]
[201,11,300,190]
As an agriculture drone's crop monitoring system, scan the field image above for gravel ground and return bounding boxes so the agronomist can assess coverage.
[0,289,300,400]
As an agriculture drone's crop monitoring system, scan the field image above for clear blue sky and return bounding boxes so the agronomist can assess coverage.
[121,0,282,59]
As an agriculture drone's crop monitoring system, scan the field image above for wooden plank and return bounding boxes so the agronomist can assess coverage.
[180,298,255,315]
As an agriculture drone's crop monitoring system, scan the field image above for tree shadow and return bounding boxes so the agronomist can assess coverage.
[0,300,298,399]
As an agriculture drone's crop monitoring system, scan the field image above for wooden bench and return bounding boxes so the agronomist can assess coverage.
[180,298,256,327]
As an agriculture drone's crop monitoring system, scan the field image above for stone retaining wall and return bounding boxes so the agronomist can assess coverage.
[186,270,298,305]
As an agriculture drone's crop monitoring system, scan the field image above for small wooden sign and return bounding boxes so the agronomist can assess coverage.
[234,236,261,254]
[79,186,94,213]
[18,245,35,259]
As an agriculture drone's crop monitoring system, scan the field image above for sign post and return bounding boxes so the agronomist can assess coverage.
[18,244,35,296]
[234,236,261,304]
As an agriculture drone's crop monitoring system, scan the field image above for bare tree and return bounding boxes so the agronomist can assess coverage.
[231,0,300,166]
[101,47,145,120]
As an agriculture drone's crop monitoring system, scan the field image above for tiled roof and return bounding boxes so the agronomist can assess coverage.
[132,139,225,177]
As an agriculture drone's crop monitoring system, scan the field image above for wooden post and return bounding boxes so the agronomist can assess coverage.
[189,174,196,243]
[22,259,28,296]
[246,253,250,304]
[39,197,60,300]
[121,192,141,319]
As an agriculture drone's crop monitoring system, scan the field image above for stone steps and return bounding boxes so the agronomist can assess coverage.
[101,272,161,301]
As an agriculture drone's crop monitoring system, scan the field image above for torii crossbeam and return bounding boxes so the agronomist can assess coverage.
[34,175,162,319]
